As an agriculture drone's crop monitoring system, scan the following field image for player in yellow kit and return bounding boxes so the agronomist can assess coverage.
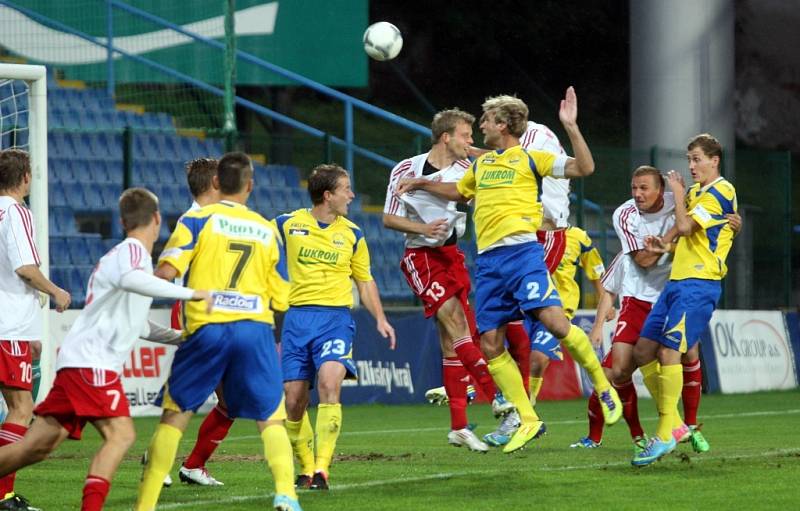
[631,134,737,466]
[277,164,396,490]
[526,226,606,385]
[135,152,301,511]
[398,88,621,453]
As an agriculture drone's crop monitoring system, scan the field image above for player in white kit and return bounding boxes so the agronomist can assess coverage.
[0,188,211,511]
[384,108,498,452]
[0,149,71,511]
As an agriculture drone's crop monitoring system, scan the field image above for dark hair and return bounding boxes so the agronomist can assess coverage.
[185,158,218,198]
[119,187,159,232]
[632,165,665,189]
[431,109,475,144]
[217,152,253,195]
[0,149,31,192]
[687,133,723,161]
[307,164,349,205]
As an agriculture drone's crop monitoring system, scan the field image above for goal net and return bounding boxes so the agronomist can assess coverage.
[0,63,51,404]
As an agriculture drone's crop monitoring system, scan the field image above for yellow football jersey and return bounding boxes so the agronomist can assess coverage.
[456,145,564,251]
[552,226,605,317]
[275,209,372,307]
[671,177,737,281]
[159,200,290,334]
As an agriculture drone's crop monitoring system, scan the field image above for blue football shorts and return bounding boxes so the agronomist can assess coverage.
[640,279,721,353]
[158,320,283,421]
[281,306,357,387]
[474,241,562,334]
[525,318,563,361]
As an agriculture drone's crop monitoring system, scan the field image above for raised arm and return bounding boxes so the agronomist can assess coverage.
[666,170,699,236]
[559,86,595,178]
[382,213,449,239]
[395,178,467,202]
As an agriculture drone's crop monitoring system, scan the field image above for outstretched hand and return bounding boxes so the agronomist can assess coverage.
[559,86,578,127]
[396,178,422,196]
[644,235,671,254]
[666,170,686,197]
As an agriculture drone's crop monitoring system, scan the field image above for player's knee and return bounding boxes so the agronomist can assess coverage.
[611,366,633,383]
[316,379,342,402]
[284,394,308,418]
[115,426,137,450]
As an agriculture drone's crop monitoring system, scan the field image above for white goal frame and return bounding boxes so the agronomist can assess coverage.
[0,63,51,402]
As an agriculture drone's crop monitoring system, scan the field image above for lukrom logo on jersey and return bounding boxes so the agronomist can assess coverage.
[298,246,340,265]
[478,169,516,188]
[212,292,262,313]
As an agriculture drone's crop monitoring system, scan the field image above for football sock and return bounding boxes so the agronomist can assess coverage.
[529,376,543,405]
[586,391,605,443]
[656,364,683,442]
[31,360,41,402]
[452,336,496,397]
[682,359,703,426]
[559,325,610,392]
[135,423,182,511]
[443,358,469,430]
[285,411,315,476]
[0,423,26,495]
[81,475,110,511]
[314,403,342,474]
[615,380,644,438]
[505,323,531,395]
[183,406,234,469]
[487,351,539,423]
[639,359,661,402]
[261,424,297,499]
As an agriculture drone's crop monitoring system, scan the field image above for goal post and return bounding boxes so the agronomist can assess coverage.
[0,63,51,402]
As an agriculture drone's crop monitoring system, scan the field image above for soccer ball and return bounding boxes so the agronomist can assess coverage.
[363,22,403,61]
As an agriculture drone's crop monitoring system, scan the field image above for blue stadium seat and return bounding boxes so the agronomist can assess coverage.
[71,133,94,159]
[100,184,122,209]
[85,235,106,262]
[49,237,70,266]
[49,207,79,236]
[49,183,68,208]
[49,266,69,293]
[80,182,106,211]
[105,160,124,185]
[65,236,90,266]
[103,238,122,252]
[87,160,111,183]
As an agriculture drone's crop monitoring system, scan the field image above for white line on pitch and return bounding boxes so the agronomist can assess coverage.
[222,408,800,442]
[157,447,800,509]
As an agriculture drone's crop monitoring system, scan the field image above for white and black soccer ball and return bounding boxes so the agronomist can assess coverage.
[363,21,403,61]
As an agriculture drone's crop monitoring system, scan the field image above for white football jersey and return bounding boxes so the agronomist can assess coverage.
[57,238,192,373]
[520,121,570,228]
[384,152,468,248]
[611,193,676,302]
[0,196,42,340]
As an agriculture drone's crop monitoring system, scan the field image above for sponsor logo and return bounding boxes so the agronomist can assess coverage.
[352,361,415,394]
[298,246,340,265]
[123,346,168,379]
[478,169,515,188]
[332,233,346,248]
[212,292,262,313]
[289,228,309,236]
[213,216,274,245]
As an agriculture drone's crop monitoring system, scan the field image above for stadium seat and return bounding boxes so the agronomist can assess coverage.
[80,182,106,212]
[48,207,79,236]
[85,235,107,262]
[49,237,70,266]
[65,236,90,266]
[48,183,68,208]
[49,266,69,294]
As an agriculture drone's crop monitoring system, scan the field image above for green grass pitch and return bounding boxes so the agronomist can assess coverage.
[17,389,800,510]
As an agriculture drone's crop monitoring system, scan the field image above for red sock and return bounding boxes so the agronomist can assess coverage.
[0,423,27,495]
[586,392,604,443]
[505,322,531,395]
[183,406,234,469]
[614,380,644,438]
[81,475,110,511]
[452,336,496,397]
[682,359,703,426]
[443,358,469,430]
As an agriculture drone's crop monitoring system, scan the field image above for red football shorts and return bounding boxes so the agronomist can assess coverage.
[537,229,567,275]
[0,340,33,391]
[602,296,653,368]
[400,245,472,318]
[35,368,130,440]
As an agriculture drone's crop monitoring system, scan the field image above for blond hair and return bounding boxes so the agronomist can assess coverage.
[481,95,529,137]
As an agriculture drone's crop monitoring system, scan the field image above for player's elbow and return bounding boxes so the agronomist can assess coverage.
[382,214,394,229]
[676,222,694,236]
[580,161,595,176]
